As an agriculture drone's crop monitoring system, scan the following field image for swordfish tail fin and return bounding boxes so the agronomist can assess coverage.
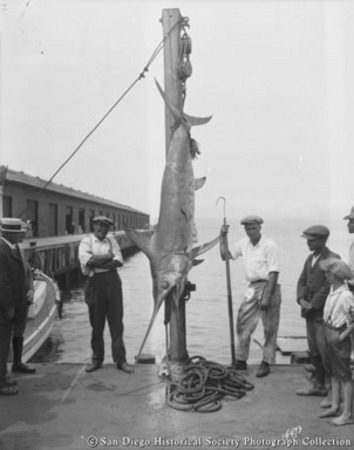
[154,79,212,129]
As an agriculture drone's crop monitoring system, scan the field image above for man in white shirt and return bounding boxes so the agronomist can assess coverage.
[79,216,132,374]
[220,215,281,377]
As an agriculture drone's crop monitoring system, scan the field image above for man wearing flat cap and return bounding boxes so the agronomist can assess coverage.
[0,218,34,395]
[79,216,133,374]
[220,215,281,377]
[296,225,340,398]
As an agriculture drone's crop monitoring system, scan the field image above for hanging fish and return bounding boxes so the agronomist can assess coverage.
[124,80,219,361]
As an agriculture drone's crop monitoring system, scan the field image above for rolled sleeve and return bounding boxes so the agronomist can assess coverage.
[345,293,354,324]
[78,236,92,275]
[266,240,279,273]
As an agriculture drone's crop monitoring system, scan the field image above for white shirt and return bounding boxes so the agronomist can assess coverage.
[78,234,123,277]
[323,285,354,328]
[230,236,279,282]
[348,240,354,273]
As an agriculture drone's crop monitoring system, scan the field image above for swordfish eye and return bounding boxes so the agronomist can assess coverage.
[161,280,170,290]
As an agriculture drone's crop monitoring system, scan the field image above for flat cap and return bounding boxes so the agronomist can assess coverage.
[92,216,113,226]
[319,258,354,281]
[343,206,354,220]
[240,215,263,225]
[301,225,329,239]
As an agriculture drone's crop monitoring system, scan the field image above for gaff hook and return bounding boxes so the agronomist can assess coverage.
[216,196,227,225]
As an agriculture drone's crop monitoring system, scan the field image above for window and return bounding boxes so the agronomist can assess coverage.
[27,200,38,237]
[49,203,58,236]
[78,208,85,233]
[89,209,95,232]
[65,206,74,234]
[2,196,12,217]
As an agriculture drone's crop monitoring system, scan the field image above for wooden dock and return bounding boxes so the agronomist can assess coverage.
[1,363,353,450]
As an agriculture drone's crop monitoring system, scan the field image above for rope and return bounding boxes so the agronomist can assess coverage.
[167,356,254,413]
[18,18,182,218]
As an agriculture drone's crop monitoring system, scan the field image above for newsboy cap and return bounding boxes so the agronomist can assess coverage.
[301,225,329,239]
[319,258,354,281]
[0,218,27,233]
[343,206,354,220]
[92,216,113,226]
[240,215,264,225]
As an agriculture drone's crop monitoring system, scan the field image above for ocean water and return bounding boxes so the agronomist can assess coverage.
[37,217,352,366]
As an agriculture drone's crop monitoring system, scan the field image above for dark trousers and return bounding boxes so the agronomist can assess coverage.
[0,322,12,387]
[306,317,326,386]
[85,271,126,365]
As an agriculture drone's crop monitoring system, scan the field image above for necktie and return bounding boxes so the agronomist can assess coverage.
[13,244,21,259]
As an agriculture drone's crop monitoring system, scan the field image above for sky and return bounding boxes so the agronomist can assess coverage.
[1,0,354,227]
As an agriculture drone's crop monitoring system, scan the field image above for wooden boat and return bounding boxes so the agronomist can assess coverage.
[22,270,61,363]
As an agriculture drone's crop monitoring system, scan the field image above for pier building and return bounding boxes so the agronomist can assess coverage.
[0,166,150,286]
[0,166,149,237]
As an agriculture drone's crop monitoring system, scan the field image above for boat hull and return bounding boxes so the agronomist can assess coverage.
[8,271,60,363]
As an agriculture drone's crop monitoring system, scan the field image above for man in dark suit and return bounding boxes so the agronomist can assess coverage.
[0,218,33,395]
[296,225,340,397]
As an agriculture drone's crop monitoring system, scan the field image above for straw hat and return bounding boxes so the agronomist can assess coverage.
[0,218,27,233]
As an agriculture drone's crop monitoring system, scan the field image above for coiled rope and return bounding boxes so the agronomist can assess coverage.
[167,356,254,413]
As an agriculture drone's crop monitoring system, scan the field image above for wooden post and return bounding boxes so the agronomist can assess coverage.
[161,9,189,364]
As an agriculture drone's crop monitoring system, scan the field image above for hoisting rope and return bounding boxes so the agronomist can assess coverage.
[18,17,184,218]
[167,356,254,413]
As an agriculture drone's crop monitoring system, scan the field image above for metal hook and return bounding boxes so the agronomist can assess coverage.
[216,196,226,218]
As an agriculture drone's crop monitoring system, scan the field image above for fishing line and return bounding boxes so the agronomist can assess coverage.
[17,18,182,218]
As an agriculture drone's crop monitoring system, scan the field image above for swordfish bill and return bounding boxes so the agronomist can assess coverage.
[124,81,219,361]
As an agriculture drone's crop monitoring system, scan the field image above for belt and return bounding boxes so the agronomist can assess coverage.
[324,322,347,332]
[249,279,268,285]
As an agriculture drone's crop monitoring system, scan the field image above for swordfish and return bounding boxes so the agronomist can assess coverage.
[124,81,219,360]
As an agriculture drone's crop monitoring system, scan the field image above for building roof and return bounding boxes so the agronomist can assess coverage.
[2,166,149,217]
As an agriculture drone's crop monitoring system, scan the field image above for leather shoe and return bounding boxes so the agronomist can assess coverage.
[0,385,19,395]
[235,360,247,371]
[85,362,102,373]
[296,386,328,396]
[117,362,134,374]
[256,361,270,378]
[12,362,36,374]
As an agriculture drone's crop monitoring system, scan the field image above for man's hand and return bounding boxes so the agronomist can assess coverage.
[299,299,313,310]
[27,290,34,304]
[220,224,229,237]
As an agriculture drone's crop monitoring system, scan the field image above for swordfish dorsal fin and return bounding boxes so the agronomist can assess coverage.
[123,225,153,259]
[194,177,206,191]
[154,79,212,129]
[191,235,220,258]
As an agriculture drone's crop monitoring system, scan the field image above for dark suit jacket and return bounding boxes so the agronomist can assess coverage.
[0,239,28,324]
[297,247,340,320]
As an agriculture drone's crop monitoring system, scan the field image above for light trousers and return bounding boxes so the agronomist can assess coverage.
[236,281,281,364]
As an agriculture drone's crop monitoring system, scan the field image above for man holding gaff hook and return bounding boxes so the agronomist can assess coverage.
[219,215,281,377]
